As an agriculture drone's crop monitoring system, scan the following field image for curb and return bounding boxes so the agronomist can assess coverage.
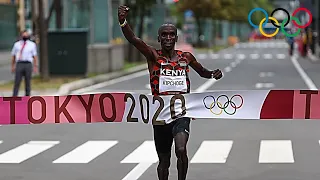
[0,62,10,67]
[58,63,148,95]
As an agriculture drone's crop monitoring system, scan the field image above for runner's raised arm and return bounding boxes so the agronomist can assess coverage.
[118,5,155,61]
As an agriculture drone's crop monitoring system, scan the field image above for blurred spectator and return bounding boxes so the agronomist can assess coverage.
[11,30,38,97]
[286,29,295,56]
[301,29,308,57]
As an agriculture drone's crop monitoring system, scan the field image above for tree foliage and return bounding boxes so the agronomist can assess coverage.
[176,0,274,23]
[175,0,275,46]
[249,0,274,26]
[124,0,157,62]
[177,0,222,19]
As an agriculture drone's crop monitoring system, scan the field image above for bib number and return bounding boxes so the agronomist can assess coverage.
[159,75,187,93]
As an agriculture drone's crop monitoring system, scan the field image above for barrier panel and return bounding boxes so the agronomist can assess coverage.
[0,90,319,125]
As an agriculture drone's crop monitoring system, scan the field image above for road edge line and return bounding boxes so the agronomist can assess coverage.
[291,55,317,90]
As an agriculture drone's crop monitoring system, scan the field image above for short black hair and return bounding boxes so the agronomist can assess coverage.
[158,23,177,35]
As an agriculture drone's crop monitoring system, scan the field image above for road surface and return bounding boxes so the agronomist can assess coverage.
[1,40,320,180]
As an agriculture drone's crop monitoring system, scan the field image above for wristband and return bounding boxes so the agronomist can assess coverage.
[120,19,127,27]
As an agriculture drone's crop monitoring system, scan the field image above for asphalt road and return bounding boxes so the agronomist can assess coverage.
[1,40,320,180]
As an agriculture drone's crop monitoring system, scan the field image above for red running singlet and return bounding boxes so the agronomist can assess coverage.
[149,50,191,96]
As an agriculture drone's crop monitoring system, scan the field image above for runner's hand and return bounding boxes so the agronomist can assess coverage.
[211,69,223,80]
[118,5,129,24]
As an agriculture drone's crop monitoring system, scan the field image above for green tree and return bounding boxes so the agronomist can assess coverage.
[177,0,222,46]
[221,0,274,38]
[248,0,274,28]
[222,0,249,38]
[34,0,61,81]
[124,0,157,62]
[168,3,184,29]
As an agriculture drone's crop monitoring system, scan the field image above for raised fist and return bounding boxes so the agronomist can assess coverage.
[211,69,223,80]
[118,5,129,24]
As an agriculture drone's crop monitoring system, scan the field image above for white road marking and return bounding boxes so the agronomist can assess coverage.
[121,141,158,180]
[52,141,117,163]
[259,140,294,163]
[0,141,59,163]
[263,54,272,59]
[190,141,233,163]
[255,83,275,89]
[276,54,286,59]
[197,54,207,59]
[235,58,242,64]
[145,84,150,89]
[250,54,259,59]
[121,142,157,161]
[291,55,317,90]
[224,54,233,59]
[122,163,154,180]
[196,53,244,92]
[237,54,245,60]
[195,79,218,92]
[282,43,289,48]
[263,43,268,48]
[308,51,319,62]
[255,83,263,89]
[210,54,219,59]
[72,70,149,94]
[224,66,232,72]
[259,72,274,77]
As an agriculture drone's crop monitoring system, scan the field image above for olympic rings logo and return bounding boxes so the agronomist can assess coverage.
[248,7,312,37]
[202,95,244,115]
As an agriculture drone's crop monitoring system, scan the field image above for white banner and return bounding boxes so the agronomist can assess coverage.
[1,90,319,126]
[121,90,270,124]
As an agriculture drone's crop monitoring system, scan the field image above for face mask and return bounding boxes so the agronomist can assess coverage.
[22,36,28,41]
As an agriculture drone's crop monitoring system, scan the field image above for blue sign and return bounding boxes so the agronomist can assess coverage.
[184,10,193,18]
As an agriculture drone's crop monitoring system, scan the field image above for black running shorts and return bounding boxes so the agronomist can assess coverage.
[153,117,191,154]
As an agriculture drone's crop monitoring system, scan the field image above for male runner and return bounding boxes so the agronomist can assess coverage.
[118,5,223,180]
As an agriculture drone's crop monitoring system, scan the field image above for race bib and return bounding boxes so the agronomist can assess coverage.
[159,75,187,93]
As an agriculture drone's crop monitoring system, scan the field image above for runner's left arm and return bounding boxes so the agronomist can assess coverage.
[185,52,223,80]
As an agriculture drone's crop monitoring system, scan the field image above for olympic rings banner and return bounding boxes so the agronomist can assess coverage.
[0,90,319,125]
[248,7,312,37]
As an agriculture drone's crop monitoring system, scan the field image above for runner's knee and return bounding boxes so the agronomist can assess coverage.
[175,146,187,158]
[158,153,171,168]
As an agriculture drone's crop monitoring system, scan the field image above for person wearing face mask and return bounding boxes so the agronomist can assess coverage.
[11,30,38,97]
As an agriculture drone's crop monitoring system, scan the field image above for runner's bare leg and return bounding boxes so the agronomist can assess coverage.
[174,132,189,180]
[157,153,171,180]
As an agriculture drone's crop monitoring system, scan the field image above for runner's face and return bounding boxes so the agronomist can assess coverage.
[159,26,177,51]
